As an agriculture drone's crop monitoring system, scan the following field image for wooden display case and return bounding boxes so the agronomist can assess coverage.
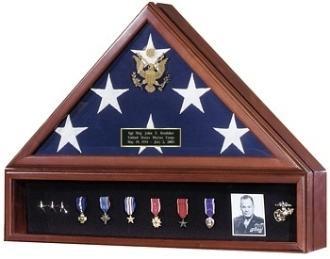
[4,2,326,252]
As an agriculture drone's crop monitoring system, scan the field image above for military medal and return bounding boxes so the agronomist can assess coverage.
[99,196,111,224]
[204,198,215,229]
[150,198,162,228]
[124,196,136,223]
[76,196,87,224]
[177,198,188,228]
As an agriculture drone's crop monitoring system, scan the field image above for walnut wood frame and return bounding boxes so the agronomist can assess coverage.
[4,2,326,253]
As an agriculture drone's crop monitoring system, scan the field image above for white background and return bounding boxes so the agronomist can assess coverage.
[0,0,329,258]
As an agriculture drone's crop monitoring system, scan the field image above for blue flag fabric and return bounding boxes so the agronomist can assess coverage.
[35,23,270,157]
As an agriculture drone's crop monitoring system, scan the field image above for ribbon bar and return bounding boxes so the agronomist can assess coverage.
[150,198,161,216]
[204,198,215,217]
[124,196,136,215]
[76,196,87,213]
[99,196,110,213]
[177,198,188,219]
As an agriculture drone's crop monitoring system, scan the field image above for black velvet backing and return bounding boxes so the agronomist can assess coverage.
[25,181,296,241]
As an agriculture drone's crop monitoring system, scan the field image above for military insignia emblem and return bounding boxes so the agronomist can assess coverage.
[273,201,294,222]
[131,34,170,93]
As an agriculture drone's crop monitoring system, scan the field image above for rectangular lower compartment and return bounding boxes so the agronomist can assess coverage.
[23,180,296,242]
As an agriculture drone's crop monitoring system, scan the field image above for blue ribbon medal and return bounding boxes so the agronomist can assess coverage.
[204,198,215,229]
[76,196,87,224]
[124,196,136,223]
[99,196,111,224]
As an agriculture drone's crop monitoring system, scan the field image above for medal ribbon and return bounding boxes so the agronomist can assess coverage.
[99,196,110,213]
[76,196,87,213]
[177,198,188,219]
[150,198,161,216]
[124,196,136,215]
[204,198,215,217]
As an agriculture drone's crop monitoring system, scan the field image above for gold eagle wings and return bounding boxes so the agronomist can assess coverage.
[133,54,168,80]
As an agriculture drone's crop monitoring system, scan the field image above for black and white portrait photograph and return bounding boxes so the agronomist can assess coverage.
[231,194,266,237]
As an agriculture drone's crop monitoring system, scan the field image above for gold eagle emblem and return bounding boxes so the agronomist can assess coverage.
[131,48,170,93]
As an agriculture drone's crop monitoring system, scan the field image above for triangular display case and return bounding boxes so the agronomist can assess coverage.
[5,3,326,252]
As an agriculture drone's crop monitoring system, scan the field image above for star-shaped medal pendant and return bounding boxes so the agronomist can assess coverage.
[179,218,188,228]
[127,215,135,224]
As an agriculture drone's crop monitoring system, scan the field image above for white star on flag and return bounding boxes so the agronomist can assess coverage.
[131,34,170,64]
[213,114,249,154]
[91,73,129,114]
[55,115,88,153]
[173,73,210,114]
[138,114,163,155]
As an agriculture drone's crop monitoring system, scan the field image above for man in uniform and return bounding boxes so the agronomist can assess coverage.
[233,195,265,235]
